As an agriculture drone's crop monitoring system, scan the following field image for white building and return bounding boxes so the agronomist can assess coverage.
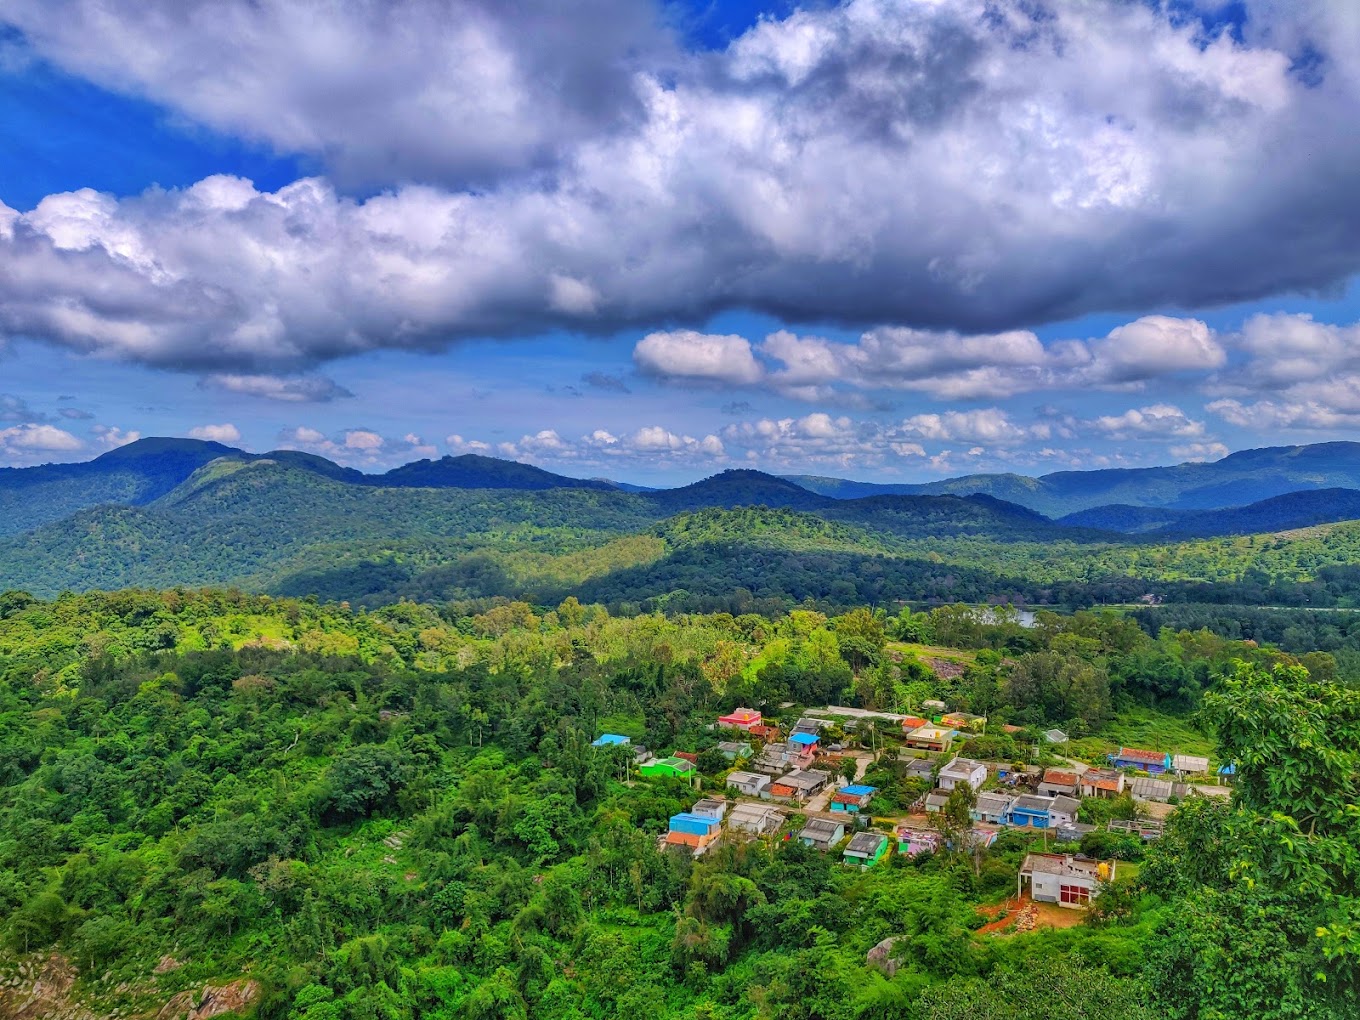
[937,757,987,792]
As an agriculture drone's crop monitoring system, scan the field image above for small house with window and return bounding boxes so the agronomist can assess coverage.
[1172,754,1210,777]
[1038,768,1078,798]
[905,758,935,782]
[941,712,986,731]
[923,787,951,813]
[1008,794,1056,829]
[769,768,830,801]
[971,791,1014,825]
[725,771,771,797]
[830,785,876,813]
[726,803,784,836]
[905,725,955,753]
[717,740,753,760]
[843,831,890,868]
[937,757,987,792]
[640,757,695,780]
[666,812,721,850]
[787,732,820,756]
[1109,747,1172,774]
[897,826,941,856]
[1079,767,1126,798]
[799,816,846,850]
[1048,795,1080,829]
[1018,853,1114,908]
[718,708,763,731]
[690,797,728,821]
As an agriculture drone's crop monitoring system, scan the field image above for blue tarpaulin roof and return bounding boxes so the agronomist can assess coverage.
[669,813,721,835]
[841,785,876,796]
[789,732,819,745]
[1218,763,1237,775]
[592,734,630,746]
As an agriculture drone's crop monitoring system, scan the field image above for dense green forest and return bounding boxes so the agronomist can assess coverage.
[11,450,1360,614]
[0,588,1355,1018]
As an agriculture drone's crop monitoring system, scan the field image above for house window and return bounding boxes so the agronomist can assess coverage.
[1059,883,1090,905]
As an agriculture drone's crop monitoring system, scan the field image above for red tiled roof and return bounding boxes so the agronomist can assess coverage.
[1042,769,1077,786]
[1115,747,1165,764]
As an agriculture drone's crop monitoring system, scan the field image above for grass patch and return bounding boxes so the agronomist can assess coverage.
[890,642,979,663]
[1067,706,1215,764]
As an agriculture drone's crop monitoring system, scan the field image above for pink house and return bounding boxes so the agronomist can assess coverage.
[718,708,763,731]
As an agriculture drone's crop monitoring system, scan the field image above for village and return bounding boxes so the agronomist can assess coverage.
[594,703,1231,919]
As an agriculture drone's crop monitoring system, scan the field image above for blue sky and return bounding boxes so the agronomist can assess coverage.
[2,1,1359,484]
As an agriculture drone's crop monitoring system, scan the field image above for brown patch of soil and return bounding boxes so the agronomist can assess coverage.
[155,979,261,1020]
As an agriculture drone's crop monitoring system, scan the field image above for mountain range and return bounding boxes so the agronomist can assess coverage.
[5,438,1360,604]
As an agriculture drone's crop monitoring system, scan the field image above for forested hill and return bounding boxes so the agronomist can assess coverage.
[373,454,619,491]
[13,438,1360,540]
[791,442,1360,515]
[1060,487,1360,536]
[0,589,1355,1018]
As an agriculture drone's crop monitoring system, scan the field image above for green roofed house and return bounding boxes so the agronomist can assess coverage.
[843,831,889,868]
[639,757,695,780]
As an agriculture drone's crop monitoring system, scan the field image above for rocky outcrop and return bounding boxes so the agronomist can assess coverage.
[154,980,260,1020]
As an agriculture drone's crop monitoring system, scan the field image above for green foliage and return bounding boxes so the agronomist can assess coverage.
[0,587,1350,1019]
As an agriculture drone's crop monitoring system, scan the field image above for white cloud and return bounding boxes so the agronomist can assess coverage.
[0,423,83,451]
[896,408,1042,445]
[344,430,384,451]
[279,426,326,445]
[634,331,764,385]
[1207,398,1360,431]
[1085,317,1225,384]
[1,2,1358,373]
[0,0,666,189]
[1086,404,1206,440]
[188,423,242,443]
[446,434,491,454]
[1170,442,1230,462]
[275,426,431,467]
[201,373,353,402]
[92,425,141,449]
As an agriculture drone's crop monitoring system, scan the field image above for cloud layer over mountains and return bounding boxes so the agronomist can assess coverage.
[1,0,1358,372]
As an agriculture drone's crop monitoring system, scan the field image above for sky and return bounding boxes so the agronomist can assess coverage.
[2,0,1360,484]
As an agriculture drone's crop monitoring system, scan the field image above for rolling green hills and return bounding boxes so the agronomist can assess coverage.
[791,442,1360,515]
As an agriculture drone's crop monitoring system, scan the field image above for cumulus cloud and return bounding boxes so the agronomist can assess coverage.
[276,426,434,466]
[1170,442,1230,462]
[201,373,353,402]
[1207,398,1360,431]
[634,331,764,385]
[92,425,141,449]
[896,408,1047,446]
[0,0,667,189]
[1086,404,1206,440]
[1,2,1358,373]
[0,423,83,452]
[446,434,492,454]
[188,423,242,443]
[1084,317,1225,385]
[634,316,1229,402]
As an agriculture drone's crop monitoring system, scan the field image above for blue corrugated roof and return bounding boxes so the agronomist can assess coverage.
[841,785,876,796]
[669,812,721,835]
[789,732,819,745]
